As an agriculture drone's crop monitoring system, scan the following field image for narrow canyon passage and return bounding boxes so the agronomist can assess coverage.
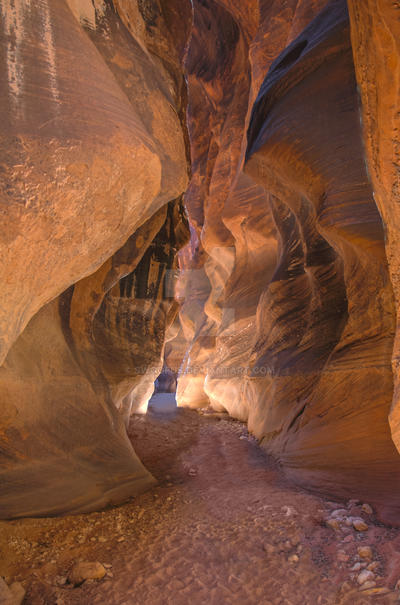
[3,1,400,604]
[1,395,400,604]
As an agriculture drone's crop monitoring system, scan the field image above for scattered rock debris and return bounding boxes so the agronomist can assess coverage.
[1,404,400,604]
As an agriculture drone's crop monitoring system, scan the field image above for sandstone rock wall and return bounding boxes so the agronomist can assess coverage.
[347,0,400,457]
[245,0,400,522]
[176,0,400,523]
[177,0,329,408]
[0,0,191,518]
[2,0,400,523]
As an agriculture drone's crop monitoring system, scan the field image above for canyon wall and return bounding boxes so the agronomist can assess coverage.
[2,0,400,522]
[0,0,191,518]
[347,0,400,456]
[176,0,400,523]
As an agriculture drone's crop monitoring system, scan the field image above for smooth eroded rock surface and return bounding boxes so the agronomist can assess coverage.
[2,0,400,525]
[0,0,191,518]
[347,1,400,459]
[175,0,400,523]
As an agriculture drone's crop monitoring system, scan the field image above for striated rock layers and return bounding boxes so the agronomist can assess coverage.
[347,1,400,459]
[176,0,400,523]
[245,0,400,521]
[177,0,328,410]
[0,0,191,517]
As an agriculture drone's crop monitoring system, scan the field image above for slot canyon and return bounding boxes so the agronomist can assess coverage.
[2,0,400,603]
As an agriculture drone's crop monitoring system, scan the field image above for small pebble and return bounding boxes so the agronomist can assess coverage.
[352,518,368,532]
[367,561,379,572]
[361,503,373,515]
[326,519,341,530]
[361,587,391,596]
[288,554,299,563]
[337,551,349,563]
[0,580,26,605]
[68,561,106,586]
[348,499,359,507]
[340,581,352,593]
[357,569,375,585]
[282,506,296,516]
[351,563,362,571]
[358,546,373,560]
[331,509,348,519]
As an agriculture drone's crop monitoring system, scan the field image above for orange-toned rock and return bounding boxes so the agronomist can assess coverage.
[68,561,106,586]
[0,198,189,518]
[347,1,400,462]
[177,0,328,410]
[0,1,191,518]
[0,0,190,364]
[176,0,400,523]
[245,0,400,522]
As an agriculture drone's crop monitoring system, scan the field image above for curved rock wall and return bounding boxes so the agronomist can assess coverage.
[177,0,329,408]
[347,1,400,457]
[2,0,400,522]
[176,0,400,523]
[246,0,400,521]
[0,0,191,518]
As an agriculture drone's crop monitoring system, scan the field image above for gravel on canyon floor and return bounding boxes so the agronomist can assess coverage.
[2,398,400,604]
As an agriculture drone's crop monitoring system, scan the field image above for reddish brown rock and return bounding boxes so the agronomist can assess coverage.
[177,0,328,410]
[0,1,191,518]
[347,2,400,460]
[0,198,189,518]
[244,0,400,522]
[0,0,190,364]
[176,0,400,523]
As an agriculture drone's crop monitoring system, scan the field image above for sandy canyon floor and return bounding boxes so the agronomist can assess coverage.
[2,394,400,604]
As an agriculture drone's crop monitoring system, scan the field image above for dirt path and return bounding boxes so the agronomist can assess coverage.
[2,395,400,604]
